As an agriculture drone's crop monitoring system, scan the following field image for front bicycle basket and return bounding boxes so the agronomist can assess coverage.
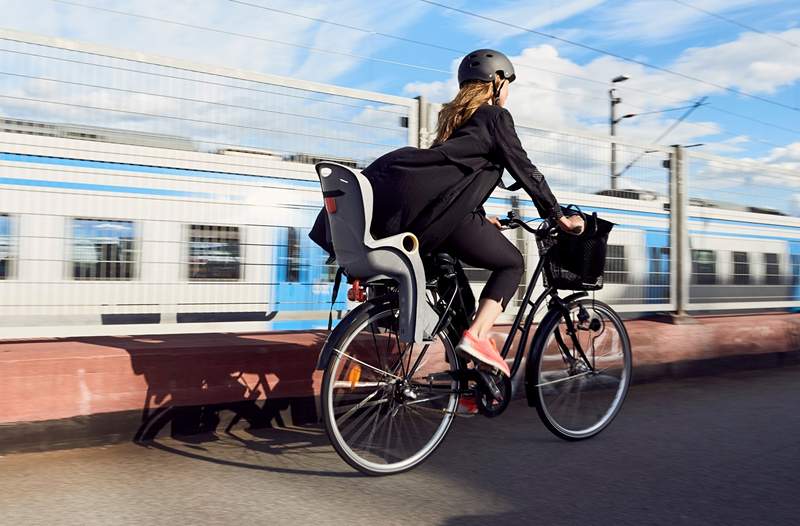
[537,212,615,291]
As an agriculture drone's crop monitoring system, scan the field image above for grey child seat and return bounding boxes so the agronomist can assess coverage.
[315,161,439,343]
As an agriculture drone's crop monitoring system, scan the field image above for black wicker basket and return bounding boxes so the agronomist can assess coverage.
[537,212,615,291]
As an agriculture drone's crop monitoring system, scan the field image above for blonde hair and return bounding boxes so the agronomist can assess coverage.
[433,81,494,145]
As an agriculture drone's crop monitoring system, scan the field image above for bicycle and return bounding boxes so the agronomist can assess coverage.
[317,209,632,475]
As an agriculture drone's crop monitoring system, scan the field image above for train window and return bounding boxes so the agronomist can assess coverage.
[72,219,136,280]
[691,249,716,285]
[285,227,302,282]
[604,245,627,284]
[792,255,800,287]
[764,253,780,285]
[732,251,750,285]
[187,224,241,280]
[648,247,670,285]
[0,214,14,279]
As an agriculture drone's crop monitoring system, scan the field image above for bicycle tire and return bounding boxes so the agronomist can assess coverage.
[526,298,632,441]
[321,295,462,475]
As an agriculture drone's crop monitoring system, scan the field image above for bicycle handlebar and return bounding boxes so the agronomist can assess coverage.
[498,212,558,238]
[498,207,585,237]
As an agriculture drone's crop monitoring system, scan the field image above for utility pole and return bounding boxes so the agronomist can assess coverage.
[609,75,630,190]
[666,145,696,324]
[610,88,620,190]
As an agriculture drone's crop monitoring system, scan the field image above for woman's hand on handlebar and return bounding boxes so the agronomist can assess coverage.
[487,216,502,229]
[558,215,585,235]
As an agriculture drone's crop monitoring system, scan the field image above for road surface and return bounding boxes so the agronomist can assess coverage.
[2,365,799,525]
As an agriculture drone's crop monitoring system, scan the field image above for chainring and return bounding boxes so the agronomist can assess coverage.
[475,370,512,418]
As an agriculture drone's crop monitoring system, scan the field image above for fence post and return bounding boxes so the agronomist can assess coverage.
[669,145,693,322]
[416,96,440,149]
[510,195,527,305]
[414,95,426,148]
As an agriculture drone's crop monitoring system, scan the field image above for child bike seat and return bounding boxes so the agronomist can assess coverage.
[315,161,439,343]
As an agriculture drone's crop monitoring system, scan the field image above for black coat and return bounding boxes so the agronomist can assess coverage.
[309,103,562,257]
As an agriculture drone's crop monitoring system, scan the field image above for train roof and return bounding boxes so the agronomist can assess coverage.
[1,116,196,151]
[597,188,786,217]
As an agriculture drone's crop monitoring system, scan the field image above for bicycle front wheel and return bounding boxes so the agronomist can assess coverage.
[321,296,461,475]
[527,298,631,440]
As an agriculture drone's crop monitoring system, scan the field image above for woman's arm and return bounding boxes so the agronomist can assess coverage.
[492,108,564,222]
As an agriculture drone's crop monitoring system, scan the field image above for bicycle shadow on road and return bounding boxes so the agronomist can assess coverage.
[139,422,360,478]
[74,330,357,476]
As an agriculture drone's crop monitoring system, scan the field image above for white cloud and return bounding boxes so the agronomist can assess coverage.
[760,141,800,170]
[404,27,800,150]
[670,29,800,95]
[700,135,750,155]
[402,27,800,208]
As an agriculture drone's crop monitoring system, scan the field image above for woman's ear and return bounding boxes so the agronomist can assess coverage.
[492,78,507,107]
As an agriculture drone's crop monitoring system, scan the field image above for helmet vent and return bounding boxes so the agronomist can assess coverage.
[471,61,480,67]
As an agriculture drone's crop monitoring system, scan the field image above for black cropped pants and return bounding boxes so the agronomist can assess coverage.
[439,211,524,311]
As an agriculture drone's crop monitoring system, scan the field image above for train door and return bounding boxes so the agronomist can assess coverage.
[646,231,670,304]
[271,222,347,331]
[790,241,800,308]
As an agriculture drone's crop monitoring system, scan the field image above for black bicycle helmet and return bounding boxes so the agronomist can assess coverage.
[457,49,516,87]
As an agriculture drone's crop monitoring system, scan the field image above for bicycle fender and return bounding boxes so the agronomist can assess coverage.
[562,291,589,303]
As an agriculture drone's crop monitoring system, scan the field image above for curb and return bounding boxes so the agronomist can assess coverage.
[1,348,798,456]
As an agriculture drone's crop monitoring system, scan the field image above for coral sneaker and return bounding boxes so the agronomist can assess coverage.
[456,330,511,377]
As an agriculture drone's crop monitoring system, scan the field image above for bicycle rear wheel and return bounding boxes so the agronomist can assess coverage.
[527,298,631,440]
[321,296,462,475]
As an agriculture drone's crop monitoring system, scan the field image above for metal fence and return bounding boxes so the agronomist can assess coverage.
[0,29,798,338]
[683,150,800,311]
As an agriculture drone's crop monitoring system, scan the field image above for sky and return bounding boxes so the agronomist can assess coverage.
[1,0,799,209]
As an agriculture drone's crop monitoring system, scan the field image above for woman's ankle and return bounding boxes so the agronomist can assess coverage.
[468,326,490,340]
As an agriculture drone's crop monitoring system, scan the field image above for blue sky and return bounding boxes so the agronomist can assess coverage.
[1,0,799,197]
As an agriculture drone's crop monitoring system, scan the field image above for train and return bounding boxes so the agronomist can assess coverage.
[1,118,799,338]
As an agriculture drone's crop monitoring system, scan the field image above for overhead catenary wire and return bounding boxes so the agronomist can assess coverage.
[617,97,709,177]
[226,0,800,137]
[665,0,800,49]
[49,0,451,76]
[43,0,800,137]
[418,0,800,113]
[8,0,795,150]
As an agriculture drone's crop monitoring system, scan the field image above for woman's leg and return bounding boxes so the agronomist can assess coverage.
[470,298,503,340]
[440,212,524,339]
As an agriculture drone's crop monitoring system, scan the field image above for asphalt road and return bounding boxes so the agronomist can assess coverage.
[2,365,799,526]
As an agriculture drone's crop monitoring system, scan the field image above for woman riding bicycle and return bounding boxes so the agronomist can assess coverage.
[312,49,584,376]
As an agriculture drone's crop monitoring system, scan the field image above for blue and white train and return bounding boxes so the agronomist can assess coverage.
[1,119,798,338]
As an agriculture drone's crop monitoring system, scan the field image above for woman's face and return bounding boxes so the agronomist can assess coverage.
[496,79,510,107]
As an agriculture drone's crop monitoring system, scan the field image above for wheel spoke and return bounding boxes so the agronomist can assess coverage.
[332,348,402,381]
[323,303,460,474]
[404,392,453,406]
[535,301,631,440]
[334,387,383,421]
[536,370,591,387]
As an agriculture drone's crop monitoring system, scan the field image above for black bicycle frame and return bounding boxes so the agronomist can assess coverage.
[402,242,595,383]
[498,256,555,378]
